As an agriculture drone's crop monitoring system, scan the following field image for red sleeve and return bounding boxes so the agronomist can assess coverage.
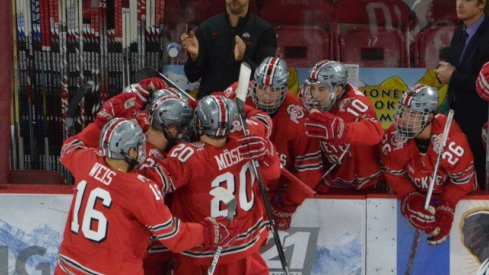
[243,104,273,138]
[346,117,384,145]
[259,151,281,184]
[440,120,478,206]
[159,144,194,191]
[292,120,323,190]
[380,127,416,199]
[341,96,384,145]
[126,177,204,252]
[60,122,102,170]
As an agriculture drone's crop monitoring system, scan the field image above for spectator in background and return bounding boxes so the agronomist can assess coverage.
[180,0,277,99]
[436,0,489,186]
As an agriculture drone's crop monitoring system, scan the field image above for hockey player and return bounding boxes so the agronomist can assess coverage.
[380,84,477,245]
[247,57,322,230]
[55,118,238,274]
[93,86,194,274]
[158,95,281,274]
[300,60,384,192]
[139,95,194,274]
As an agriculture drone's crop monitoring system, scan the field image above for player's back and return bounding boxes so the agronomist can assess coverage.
[58,149,157,274]
[165,137,269,264]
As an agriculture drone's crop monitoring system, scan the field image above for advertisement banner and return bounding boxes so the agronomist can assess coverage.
[2,193,489,274]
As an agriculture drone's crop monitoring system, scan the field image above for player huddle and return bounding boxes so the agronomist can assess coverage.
[55,58,484,275]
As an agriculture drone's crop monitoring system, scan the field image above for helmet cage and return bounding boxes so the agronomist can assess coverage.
[394,84,438,138]
[394,105,431,138]
[252,57,289,114]
[252,82,287,114]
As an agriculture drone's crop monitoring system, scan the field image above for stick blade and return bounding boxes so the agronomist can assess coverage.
[236,62,252,104]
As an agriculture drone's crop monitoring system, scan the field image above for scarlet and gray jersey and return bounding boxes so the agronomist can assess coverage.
[381,114,477,206]
[159,132,281,265]
[319,84,384,190]
[246,93,323,193]
[56,123,205,275]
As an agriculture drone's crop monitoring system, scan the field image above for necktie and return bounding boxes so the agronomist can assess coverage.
[459,30,469,64]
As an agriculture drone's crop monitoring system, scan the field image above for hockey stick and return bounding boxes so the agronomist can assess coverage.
[487,104,489,191]
[404,109,454,275]
[207,187,237,275]
[321,144,350,181]
[424,109,454,209]
[139,66,195,101]
[235,62,290,275]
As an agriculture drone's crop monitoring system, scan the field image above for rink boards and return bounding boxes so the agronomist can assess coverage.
[1,191,488,275]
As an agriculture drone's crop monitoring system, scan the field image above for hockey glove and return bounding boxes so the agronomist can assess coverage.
[139,77,168,92]
[305,112,348,142]
[212,88,236,100]
[134,110,150,132]
[237,135,275,167]
[270,195,297,231]
[428,202,455,245]
[201,217,238,250]
[95,93,144,128]
[401,192,437,233]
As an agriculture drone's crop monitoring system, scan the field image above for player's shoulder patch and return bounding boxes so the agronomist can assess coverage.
[381,127,408,155]
[286,104,305,124]
[189,141,206,151]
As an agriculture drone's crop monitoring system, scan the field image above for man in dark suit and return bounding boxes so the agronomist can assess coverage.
[437,0,489,188]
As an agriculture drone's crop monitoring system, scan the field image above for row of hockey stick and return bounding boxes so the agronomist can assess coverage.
[11,0,166,176]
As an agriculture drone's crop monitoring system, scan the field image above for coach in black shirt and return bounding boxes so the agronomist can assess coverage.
[181,0,277,99]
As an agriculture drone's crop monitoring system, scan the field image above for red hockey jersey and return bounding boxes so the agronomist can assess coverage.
[246,93,323,200]
[316,84,384,191]
[56,123,205,275]
[160,130,281,265]
[381,114,477,206]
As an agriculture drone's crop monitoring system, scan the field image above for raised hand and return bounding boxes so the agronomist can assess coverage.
[234,35,246,62]
[95,93,144,128]
[238,135,274,162]
[305,111,348,142]
[181,31,199,61]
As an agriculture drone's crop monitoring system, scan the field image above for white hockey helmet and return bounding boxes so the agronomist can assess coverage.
[394,84,439,138]
[99,118,146,167]
[252,57,289,114]
[194,95,238,137]
[300,60,348,111]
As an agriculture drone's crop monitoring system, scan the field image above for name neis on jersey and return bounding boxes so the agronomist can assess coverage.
[88,162,116,185]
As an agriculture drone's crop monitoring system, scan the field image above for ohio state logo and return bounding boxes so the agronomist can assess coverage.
[287,104,304,123]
